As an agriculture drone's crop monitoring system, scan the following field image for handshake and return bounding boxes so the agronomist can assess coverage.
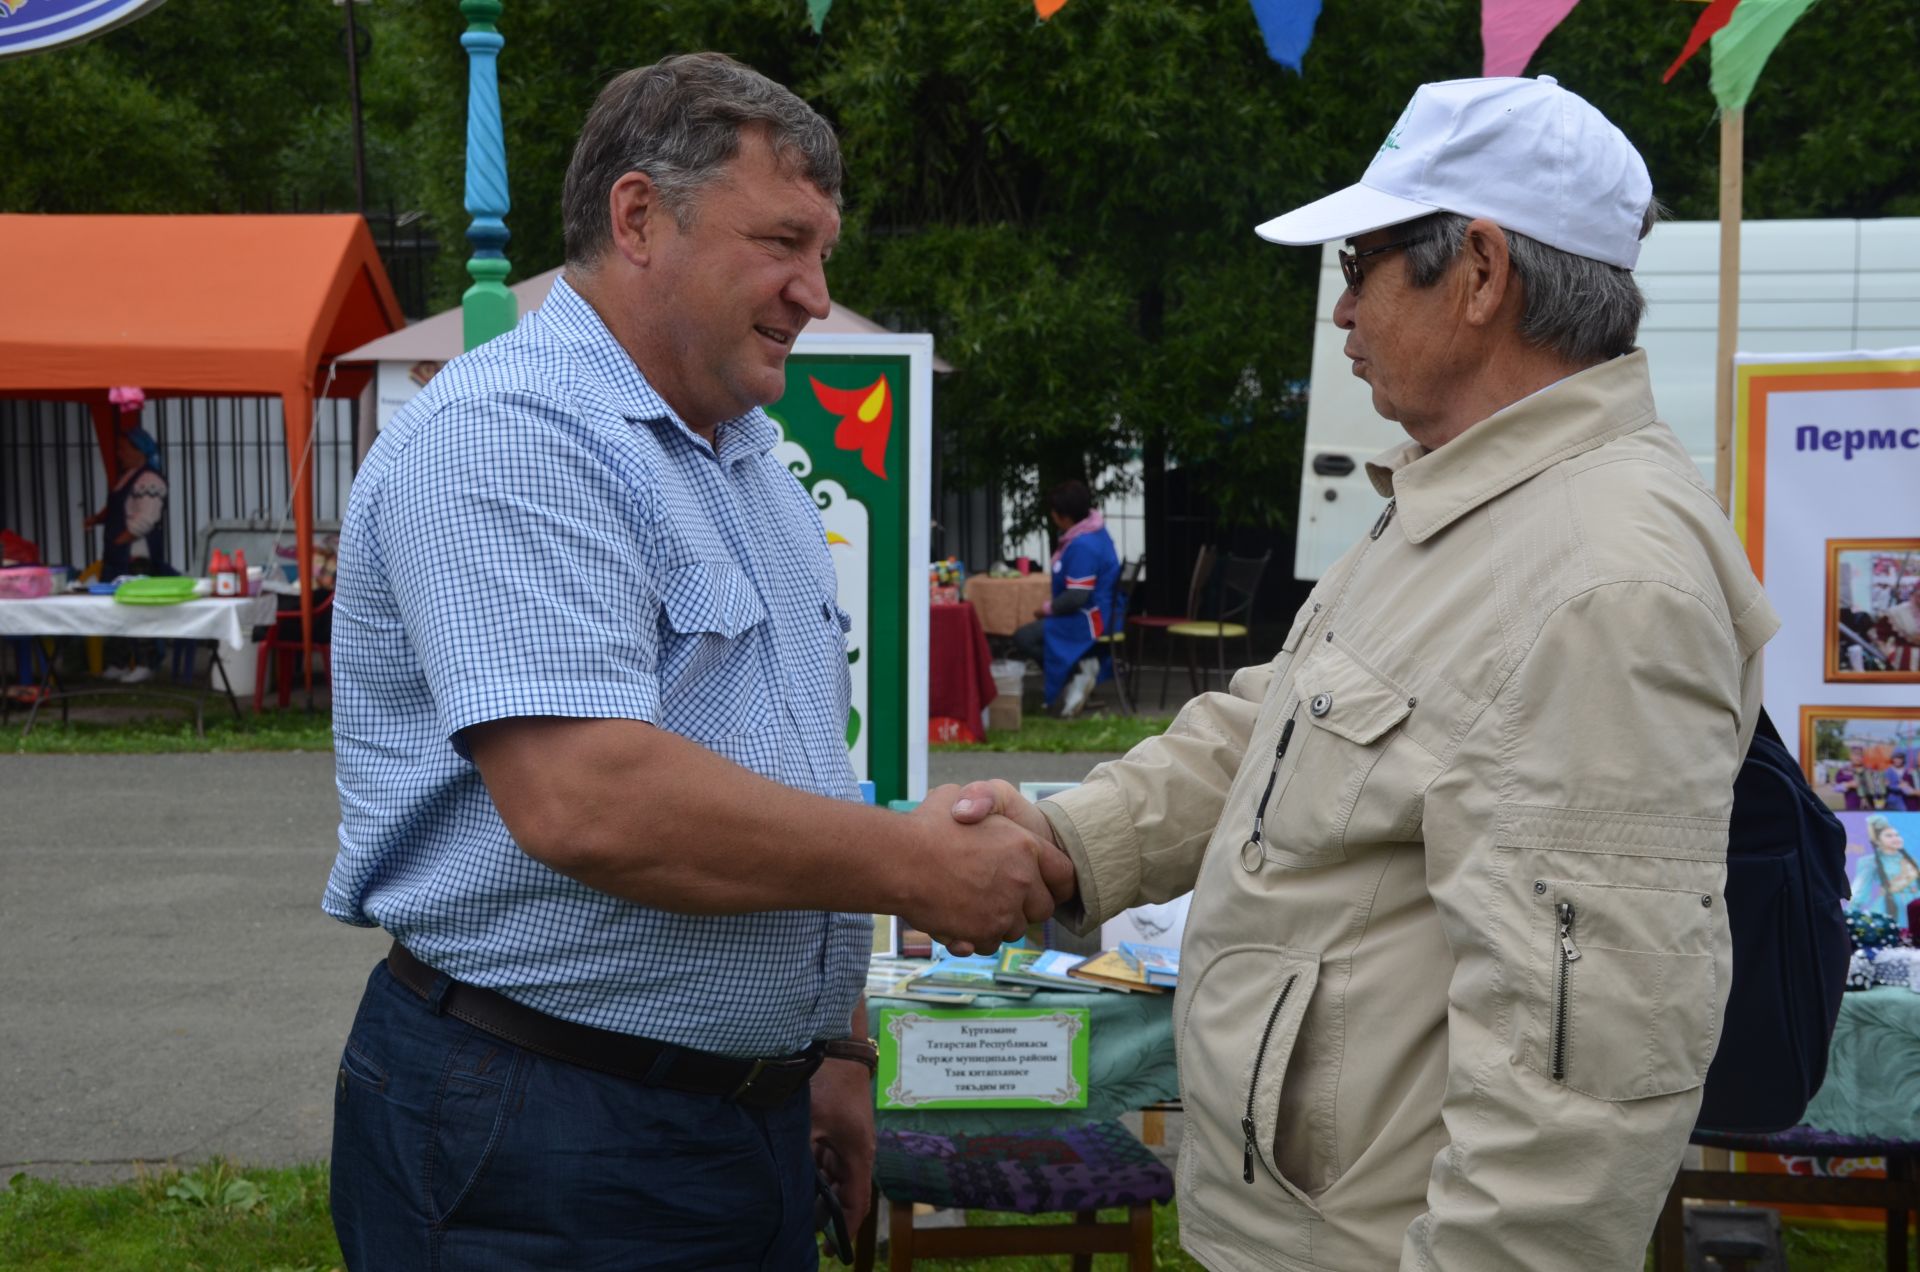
[899,780,1078,956]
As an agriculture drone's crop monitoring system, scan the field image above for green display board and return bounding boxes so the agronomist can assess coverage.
[768,337,932,805]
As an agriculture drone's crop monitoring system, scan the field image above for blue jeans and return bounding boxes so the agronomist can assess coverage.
[330,962,819,1271]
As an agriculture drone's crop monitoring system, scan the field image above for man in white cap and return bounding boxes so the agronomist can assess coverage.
[949,77,1778,1268]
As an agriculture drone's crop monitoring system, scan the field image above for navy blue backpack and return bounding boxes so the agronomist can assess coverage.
[1695,708,1852,1134]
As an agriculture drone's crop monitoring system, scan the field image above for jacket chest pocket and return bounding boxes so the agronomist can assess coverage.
[1516,874,1721,1101]
[657,560,771,739]
[1258,638,1429,869]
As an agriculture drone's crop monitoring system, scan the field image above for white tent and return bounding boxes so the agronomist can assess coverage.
[340,266,948,432]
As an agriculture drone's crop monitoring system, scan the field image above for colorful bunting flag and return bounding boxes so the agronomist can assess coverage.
[1480,0,1582,78]
[1708,0,1821,112]
[807,0,831,35]
[1249,0,1322,73]
[1035,0,1070,18]
[1663,0,1744,83]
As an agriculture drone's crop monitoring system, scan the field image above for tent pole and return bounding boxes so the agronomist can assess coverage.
[283,388,317,703]
[87,400,120,486]
[1713,108,1743,514]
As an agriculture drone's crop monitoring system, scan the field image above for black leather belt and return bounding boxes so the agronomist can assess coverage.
[384,942,824,1110]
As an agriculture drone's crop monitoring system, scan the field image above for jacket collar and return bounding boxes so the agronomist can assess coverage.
[1364,349,1657,544]
[539,275,779,466]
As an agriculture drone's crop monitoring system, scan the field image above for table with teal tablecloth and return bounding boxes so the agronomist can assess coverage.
[869,987,1177,1135]
[1801,988,1920,1139]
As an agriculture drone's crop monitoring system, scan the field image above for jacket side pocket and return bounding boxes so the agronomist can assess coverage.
[1177,945,1323,1215]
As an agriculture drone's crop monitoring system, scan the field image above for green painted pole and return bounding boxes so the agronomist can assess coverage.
[460,0,515,350]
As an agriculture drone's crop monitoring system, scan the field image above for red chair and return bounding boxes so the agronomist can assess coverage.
[1125,544,1216,709]
[255,591,333,710]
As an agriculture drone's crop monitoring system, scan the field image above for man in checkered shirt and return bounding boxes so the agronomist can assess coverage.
[323,53,1073,1270]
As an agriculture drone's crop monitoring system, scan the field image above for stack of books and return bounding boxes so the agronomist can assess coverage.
[1119,942,1180,989]
[867,941,1182,1002]
[993,946,1102,993]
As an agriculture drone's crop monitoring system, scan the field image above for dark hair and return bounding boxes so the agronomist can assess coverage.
[561,52,843,267]
[1048,479,1093,524]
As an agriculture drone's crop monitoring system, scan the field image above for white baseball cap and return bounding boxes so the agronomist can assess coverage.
[1255,76,1654,271]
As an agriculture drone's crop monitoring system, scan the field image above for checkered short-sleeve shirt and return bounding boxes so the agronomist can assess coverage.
[323,277,869,1057]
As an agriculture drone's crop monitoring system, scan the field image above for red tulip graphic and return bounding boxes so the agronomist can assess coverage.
[811,375,892,480]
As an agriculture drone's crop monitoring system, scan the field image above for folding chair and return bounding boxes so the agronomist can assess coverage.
[1125,545,1216,710]
[1168,549,1271,696]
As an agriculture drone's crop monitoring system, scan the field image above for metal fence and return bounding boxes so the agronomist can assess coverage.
[0,397,357,575]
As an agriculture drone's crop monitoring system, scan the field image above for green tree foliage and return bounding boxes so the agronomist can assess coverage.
[0,0,387,210]
[5,0,1918,535]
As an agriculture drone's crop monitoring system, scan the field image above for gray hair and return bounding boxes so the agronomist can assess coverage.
[1400,202,1665,365]
[561,52,843,268]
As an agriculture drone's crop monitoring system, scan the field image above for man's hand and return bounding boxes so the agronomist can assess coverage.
[948,778,1057,847]
[901,785,1075,956]
[810,1056,873,1254]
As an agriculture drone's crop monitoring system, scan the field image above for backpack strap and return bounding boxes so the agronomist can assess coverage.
[1754,706,1785,750]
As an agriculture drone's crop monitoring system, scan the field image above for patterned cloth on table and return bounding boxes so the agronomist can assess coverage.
[874,1121,1173,1215]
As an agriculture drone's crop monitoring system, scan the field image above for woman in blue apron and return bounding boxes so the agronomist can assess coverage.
[1012,480,1120,717]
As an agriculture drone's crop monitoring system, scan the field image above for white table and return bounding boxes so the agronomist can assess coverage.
[0,593,276,647]
[0,593,279,734]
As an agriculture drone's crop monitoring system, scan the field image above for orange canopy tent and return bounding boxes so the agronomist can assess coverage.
[0,214,404,683]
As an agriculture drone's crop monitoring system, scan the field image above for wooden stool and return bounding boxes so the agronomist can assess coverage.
[855,1120,1171,1271]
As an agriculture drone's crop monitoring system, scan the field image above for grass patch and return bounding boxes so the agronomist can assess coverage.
[1,1161,341,1272]
[0,1163,1897,1270]
[11,704,1165,757]
[6,704,332,755]
[935,712,1174,754]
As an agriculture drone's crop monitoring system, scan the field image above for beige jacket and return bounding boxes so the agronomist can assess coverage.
[1042,352,1779,1272]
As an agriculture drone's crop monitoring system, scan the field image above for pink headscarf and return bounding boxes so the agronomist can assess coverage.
[1050,508,1106,568]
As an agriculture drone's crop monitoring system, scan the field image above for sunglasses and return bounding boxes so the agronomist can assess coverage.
[1338,233,1427,294]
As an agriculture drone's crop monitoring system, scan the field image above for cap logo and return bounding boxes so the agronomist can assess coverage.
[1378,103,1412,154]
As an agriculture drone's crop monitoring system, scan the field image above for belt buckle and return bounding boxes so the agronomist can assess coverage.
[727,1058,770,1102]
[729,1049,822,1106]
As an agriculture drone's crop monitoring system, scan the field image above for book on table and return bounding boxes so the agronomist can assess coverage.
[912,953,1036,998]
[1118,941,1180,988]
[1067,948,1167,993]
[993,946,1102,993]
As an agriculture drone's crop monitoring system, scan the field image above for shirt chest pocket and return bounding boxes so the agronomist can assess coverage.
[1259,638,1436,869]
[657,560,771,739]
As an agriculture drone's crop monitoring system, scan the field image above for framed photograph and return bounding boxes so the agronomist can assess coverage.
[1800,705,1920,813]
[1019,781,1079,803]
[1837,811,1920,925]
[1826,539,1920,683]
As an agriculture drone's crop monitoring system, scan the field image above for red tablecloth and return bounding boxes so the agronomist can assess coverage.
[928,601,997,742]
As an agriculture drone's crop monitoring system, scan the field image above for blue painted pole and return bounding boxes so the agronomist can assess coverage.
[460,0,515,350]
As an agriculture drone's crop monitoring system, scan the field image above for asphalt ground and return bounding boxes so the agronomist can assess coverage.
[0,748,1117,1184]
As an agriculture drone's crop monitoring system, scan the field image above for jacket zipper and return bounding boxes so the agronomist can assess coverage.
[1241,714,1298,857]
[1241,973,1299,1184]
[1550,901,1581,1082]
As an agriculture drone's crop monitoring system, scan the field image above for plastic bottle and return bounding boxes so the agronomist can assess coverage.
[210,549,238,597]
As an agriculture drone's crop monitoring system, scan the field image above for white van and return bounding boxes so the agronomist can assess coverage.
[1293,217,1920,580]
